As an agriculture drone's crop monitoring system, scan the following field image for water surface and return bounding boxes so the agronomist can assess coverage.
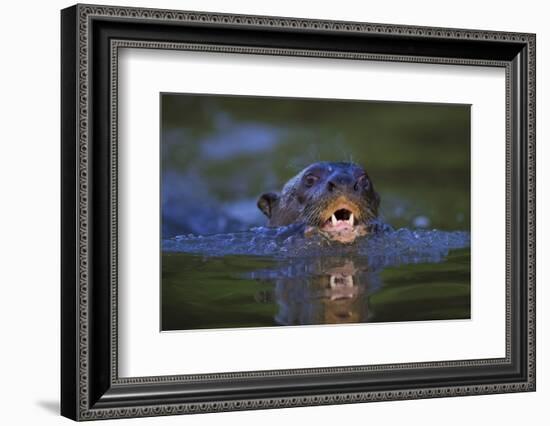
[162,227,470,330]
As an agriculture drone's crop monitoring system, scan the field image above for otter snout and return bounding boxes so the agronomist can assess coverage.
[326,171,357,193]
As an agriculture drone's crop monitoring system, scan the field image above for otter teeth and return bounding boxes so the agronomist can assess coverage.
[329,213,354,226]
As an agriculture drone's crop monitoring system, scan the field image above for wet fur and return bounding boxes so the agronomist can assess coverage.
[258,162,380,229]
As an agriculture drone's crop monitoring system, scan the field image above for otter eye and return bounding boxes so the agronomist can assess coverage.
[304,174,319,187]
[355,174,370,191]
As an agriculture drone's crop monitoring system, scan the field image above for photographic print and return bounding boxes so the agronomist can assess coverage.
[161,94,471,331]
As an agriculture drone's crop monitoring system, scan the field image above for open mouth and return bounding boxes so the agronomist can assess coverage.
[303,197,368,244]
[322,208,356,231]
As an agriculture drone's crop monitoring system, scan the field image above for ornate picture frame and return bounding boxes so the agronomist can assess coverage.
[61,3,535,421]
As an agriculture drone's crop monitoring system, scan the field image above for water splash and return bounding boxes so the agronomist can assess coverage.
[163,224,469,270]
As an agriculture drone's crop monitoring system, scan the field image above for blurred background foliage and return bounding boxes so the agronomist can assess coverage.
[161,94,470,238]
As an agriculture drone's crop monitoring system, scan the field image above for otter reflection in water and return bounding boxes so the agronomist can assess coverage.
[252,257,381,326]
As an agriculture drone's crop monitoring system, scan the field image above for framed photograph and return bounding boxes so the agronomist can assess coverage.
[61,4,536,421]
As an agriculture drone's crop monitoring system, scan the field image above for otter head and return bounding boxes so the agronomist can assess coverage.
[257,162,380,243]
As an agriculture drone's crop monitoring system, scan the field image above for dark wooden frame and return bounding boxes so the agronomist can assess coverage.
[61,3,536,421]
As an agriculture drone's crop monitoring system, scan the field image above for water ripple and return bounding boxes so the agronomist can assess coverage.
[163,224,470,270]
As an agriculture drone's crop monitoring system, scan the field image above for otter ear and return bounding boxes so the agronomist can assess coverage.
[257,192,279,218]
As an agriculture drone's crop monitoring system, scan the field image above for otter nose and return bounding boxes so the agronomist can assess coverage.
[326,173,355,192]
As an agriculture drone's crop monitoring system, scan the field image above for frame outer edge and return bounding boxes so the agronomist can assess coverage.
[66,4,536,421]
[76,2,91,420]
[61,4,80,422]
[527,34,536,390]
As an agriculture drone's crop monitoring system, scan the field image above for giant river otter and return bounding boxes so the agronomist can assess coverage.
[257,162,380,243]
